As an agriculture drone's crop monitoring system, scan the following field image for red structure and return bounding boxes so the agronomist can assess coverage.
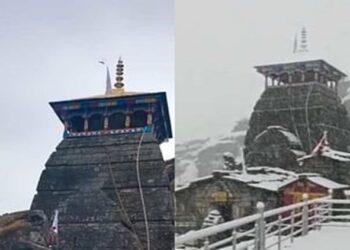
[280,176,344,206]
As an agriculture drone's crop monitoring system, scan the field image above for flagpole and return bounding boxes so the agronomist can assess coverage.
[293,33,298,54]
[99,60,112,95]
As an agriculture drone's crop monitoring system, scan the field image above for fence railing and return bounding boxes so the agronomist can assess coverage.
[175,194,350,250]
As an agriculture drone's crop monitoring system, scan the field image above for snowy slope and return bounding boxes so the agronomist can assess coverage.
[176,119,248,186]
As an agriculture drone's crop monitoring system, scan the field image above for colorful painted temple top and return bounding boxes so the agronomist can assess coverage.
[50,58,172,143]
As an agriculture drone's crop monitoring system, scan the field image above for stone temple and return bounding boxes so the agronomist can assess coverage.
[30,59,174,249]
[245,59,350,169]
[176,54,350,235]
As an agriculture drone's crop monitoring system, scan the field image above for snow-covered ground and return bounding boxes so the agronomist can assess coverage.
[177,223,350,250]
[219,223,350,250]
[275,223,350,250]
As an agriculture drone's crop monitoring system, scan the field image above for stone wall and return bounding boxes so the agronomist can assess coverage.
[31,133,174,250]
[175,174,278,234]
[245,83,350,154]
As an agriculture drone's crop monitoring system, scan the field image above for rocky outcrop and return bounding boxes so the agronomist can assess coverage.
[0,210,49,250]
[31,133,174,250]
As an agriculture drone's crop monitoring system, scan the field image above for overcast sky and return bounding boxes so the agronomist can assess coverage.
[176,0,350,143]
[0,0,174,214]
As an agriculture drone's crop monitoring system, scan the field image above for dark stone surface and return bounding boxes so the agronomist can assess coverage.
[245,83,350,154]
[31,133,174,249]
[0,210,49,250]
[244,82,350,185]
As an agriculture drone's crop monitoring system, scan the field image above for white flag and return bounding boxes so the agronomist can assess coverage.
[51,209,59,234]
[311,131,329,156]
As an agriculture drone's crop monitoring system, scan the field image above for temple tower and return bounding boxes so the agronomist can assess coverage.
[245,59,350,166]
[31,59,173,249]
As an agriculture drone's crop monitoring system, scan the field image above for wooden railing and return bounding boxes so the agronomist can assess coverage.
[176,194,350,250]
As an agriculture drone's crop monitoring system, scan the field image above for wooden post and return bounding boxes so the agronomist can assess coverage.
[302,193,309,236]
[257,202,265,250]
[84,117,89,131]
[147,113,153,125]
[232,229,237,250]
[290,209,295,243]
[314,72,319,81]
[328,189,333,223]
[125,114,131,128]
[320,75,325,84]
[278,215,282,250]
[335,81,338,94]
[104,116,109,130]
[316,202,321,230]
[203,237,210,250]
[254,222,259,250]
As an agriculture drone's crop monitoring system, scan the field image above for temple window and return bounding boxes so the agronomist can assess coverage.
[109,112,126,129]
[293,71,303,83]
[88,114,104,131]
[279,73,289,84]
[305,70,315,82]
[130,110,147,128]
[70,116,85,132]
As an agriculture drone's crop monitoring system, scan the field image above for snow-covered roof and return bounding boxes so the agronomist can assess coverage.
[308,176,348,189]
[220,167,297,192]
[175,175,213,192]
[291,149,306,157]
[176,166,347,193]
[298,147,350,162]
[322,148,350,162]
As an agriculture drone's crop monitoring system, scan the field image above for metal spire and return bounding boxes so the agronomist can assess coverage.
[299,26,308,53]
[293,26,308,54]
[115,57,124,90]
